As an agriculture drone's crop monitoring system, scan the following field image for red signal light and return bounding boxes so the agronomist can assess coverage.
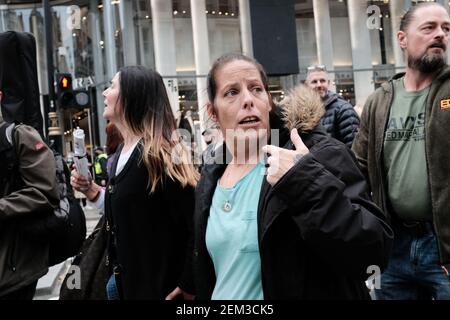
[59,75,72,90]
[56,73,75,108]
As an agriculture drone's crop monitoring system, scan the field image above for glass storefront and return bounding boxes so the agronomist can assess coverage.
[51,2,98,156]
[0,0,246,156]
[0,0,442,156]
[290,0,408,105]
[132,0,155,69]
[0,1,105,157]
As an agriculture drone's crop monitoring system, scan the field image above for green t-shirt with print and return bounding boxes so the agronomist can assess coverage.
[383,78,432,221]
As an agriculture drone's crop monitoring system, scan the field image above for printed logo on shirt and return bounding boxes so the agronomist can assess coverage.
[35,141,45,151]
[385,113,425,142]
[440,99,450,110]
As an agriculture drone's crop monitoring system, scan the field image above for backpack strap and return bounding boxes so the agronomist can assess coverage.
[0,122,19,197]
[0,122,14,150]
[61,156,76,200]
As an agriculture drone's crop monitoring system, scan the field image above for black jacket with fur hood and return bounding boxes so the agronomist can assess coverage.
[193,85,393,299]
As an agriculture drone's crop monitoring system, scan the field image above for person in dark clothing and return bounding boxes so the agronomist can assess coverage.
[70,66,199,300]
[0,91,59,300]
[202,126,221,146]
[200,126,222,170]
[305,65,360,147]
[193,53,393,300]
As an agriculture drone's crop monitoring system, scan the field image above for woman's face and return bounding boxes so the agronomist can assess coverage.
[209,60,271,148]
[102,73,121,123]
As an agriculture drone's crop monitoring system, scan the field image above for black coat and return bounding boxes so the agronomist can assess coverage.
[193,127,393,299]
[105,143,195,299]
[320,92,360,148]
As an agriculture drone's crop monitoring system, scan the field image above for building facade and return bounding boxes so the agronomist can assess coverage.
[0,0,449,156]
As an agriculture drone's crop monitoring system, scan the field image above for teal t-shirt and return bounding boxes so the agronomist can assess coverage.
[206,162,266,300]
[383,78,432,221]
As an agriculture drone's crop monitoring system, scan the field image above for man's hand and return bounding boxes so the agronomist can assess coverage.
[262,129,309,186]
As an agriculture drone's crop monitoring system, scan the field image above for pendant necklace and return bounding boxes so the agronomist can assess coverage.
[222,200,232,212]
[220,163,253,213]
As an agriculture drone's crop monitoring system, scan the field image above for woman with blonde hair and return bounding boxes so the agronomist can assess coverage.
[71,66,198,300]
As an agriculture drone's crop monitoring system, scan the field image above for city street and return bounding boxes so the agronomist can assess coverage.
[34,206,101,300]
[1,0,449,303]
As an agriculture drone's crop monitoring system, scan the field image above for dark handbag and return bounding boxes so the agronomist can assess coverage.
[59,215,109,300]
[46,155,87,266]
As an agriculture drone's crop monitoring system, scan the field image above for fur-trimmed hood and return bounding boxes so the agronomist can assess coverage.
[276,84,325,134]
[203,84,326,165]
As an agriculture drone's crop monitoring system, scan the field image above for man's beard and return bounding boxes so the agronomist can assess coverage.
[408,50,447,74]
[316,88,327,98]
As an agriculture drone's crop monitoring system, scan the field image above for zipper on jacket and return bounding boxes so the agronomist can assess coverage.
[7,230,18,272]
[423,84,442,262]
[377,82,394,215]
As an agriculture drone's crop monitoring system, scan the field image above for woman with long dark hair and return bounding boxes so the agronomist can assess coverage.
[193,53,393,299]
[70,66,199,299]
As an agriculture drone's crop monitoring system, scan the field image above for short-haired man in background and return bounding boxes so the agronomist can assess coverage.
[305,65,360,147]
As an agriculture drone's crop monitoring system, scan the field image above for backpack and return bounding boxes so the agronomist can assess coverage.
[0,122,86,266]
[0,31,43,137]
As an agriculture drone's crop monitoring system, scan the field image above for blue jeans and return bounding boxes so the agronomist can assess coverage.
[375,222,450,300]
[106,273,120,300]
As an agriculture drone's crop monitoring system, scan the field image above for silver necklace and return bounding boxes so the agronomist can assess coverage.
[222,200,232,212]
[220,164,254,213]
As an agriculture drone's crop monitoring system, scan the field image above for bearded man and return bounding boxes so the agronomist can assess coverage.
[352,2,450,300]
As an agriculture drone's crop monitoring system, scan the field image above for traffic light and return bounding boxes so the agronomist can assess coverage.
[73,89,91,109]
[56,73,74,109]
[56,74,91,109]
